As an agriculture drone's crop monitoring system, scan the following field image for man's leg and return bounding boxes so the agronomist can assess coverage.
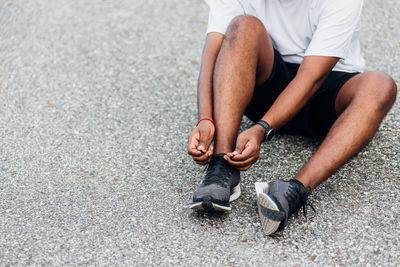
[212,15,274,153]
[256,71,397,235]
[190,15,276,211]
[295,71,397,192]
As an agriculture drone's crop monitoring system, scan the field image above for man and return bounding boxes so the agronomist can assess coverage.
[187,0,397,235]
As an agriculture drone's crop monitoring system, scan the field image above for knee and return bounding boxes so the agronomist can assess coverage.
[225,15,265,43]
[360,71,397,112]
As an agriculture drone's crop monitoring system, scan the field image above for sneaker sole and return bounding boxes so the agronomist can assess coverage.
[189,183,241,212]
[255,182,280,236]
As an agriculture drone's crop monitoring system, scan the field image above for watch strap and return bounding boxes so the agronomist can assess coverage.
[256,120,275,141]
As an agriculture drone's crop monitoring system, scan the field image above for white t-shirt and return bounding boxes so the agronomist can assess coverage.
[207,0,365,73]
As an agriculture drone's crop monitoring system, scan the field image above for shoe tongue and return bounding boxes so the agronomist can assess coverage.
[210,153,230,169]
[211,153,227,162]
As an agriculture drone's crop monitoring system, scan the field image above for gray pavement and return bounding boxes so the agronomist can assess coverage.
[0,0,399,265]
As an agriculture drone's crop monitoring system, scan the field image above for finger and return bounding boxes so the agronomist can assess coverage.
[194,148,213,164]
[192,152,211,163]
[195,154,212,165]
[188,130,200,155]
[225,154,257,168]
[198,138,213,152]
[197,134,208,152]
[195,160,208,165]
[204,150,213,164]
[188,148,202,157]
[198,137,211,152]
[237,165,252,171]
[227,135,247,158]
[231,158,257,171]
[231,143,257,161]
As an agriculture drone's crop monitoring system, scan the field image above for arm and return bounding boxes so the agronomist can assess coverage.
[259,0,363,130]
[187,32,224,165]
[224,0,362,170]
[226,56,339,170]
[259,55,339,130]
[197,32,224,119]
[188,0,245,164]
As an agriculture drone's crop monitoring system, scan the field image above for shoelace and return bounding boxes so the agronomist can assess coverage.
[303,186,317,221]
[302,200,316,221]
[285,184,317,221]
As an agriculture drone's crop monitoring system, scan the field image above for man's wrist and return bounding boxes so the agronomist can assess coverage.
[256,120,275,141]
[253,124,267,142]
[253,124,266,133]
[196,117,214,127]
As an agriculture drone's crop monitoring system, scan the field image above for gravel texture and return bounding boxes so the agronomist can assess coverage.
[0,0,399,266]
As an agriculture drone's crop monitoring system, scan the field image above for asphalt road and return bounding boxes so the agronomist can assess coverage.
[1,0,399,265]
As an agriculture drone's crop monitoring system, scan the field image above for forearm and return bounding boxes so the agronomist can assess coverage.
[197,57,215,119]
[197,33,224,119]
[261,55,339,129]
[261,72,324,129]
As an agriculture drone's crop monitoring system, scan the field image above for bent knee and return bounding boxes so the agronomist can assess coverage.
[358,71,397,112]
[225,15,265,43]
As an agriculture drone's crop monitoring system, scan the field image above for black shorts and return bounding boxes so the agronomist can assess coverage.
[244,49,360,138]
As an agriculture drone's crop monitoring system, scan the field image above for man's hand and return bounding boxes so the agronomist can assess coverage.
[224,125,265,171]
[187,120,215,165]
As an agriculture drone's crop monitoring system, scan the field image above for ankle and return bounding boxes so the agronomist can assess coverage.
[293,178,313,195]
[214,146,234,154]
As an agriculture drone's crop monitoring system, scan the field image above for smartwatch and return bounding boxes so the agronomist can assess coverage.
[256,120,275,141]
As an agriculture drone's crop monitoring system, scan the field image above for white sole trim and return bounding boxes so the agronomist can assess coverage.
[229,183,241,202]
[254,182,269,198]
[189,202,231,212]
[189,183,241,212]
[255,182,281,235]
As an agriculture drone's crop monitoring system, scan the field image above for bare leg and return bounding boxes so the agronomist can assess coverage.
[295,71,397,192]
[212,15,275,154]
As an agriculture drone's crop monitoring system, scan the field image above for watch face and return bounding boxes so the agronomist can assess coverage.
[266,129,275,141]
[257,120,275,141]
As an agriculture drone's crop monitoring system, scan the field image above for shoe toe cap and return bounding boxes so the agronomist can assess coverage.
[193,184,230,203]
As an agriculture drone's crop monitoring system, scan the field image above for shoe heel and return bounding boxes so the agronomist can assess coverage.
[255,182,281,235]
[254,182,269,197]
[258,193,281,235]
[229,183,241,202]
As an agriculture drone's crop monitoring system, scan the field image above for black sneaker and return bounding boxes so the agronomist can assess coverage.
[190,154,241,212]
[255,179,309,235]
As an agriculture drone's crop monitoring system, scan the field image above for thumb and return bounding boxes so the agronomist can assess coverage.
[198,135,211,152]
[233,135,247,155]
[188,128,200,147]
[197,128,213,151]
